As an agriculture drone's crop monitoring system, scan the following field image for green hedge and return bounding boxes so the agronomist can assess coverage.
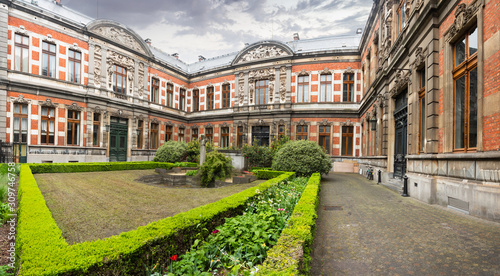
[16,164,294,275]
[255,170,288,180]
[259,173,321,275]
[27,161,186,174]
[249,167,271,171]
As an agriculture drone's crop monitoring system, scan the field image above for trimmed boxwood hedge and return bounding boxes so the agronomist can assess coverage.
[255,170,288,180]
[259,173,321,275]
[28,161,184,174]
[16,163,294,275]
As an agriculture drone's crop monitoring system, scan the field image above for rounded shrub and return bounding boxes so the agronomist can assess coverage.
[272,140,332,176]
[242,144,273,169]
[153,140,187,163]
[199,151,233,187]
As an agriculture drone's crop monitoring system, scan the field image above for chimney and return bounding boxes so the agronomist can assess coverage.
[145,38,152,45]
[356,28,363,35]
[198,55,206,62]
[244,43,249,46]
[172,53,179,59]
[31,0,38,5]
[55,0,61,5]
[293,33,300,41]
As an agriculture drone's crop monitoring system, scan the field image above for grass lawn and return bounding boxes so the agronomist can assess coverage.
[35,170,262,244]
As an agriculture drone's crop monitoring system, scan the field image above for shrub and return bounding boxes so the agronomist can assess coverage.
[242,143,273,169]
[185,139,200,163]
[199,151,233,187]
[28,161,176,174]
[153,141,187,163]
[255,170,287,180]
[272,140,332,176]
[185,170,198,176]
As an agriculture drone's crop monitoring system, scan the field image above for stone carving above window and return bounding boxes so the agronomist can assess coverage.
[91,26,145,54]
[340,120,354,126]
[412,47,426,69]
[40,99,58,108]
[12,95,30,104]
[66,103,83,111]
[248,68,275,81]
[319,119,333,126]
[106,50,135,93]
[445,0,481,41]
[296,119,309,126]
[236,45,289,64]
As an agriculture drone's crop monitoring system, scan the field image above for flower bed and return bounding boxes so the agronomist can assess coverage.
[15,163,294,275]
[148,177,310,275]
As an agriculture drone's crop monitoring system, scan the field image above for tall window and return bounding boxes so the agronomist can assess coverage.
[137,120,143,149]
[179,128,185,142]
[42,42,56,78]
[192,128,198,140]
[453,26,478,151]
[180,88,186,111]
[297,75,309,103]
[167,83,174,108]
[418,69,426,153]
[341,126,354,156]
[343,73,354,102]
[296,125,308,140]
[256,80,269,105]
[165,125,172,142]
[207,86,214,110]
[237,126,244,148]
[319,125,331,154]
[222,84,230,108]
[14,34,29,73]
[320,74,332,102]
[278,125,285,138]
[397,1,406,35]
[92,113,100,147]
[113,65,127,94]
[41,107,55,145]
[193,89,199,112]
[67,110,80,146]
[151,78,159,103]
[150,123,159,149]
[221,127,229,148]
[205,127,213,143]
[13,104,28,143]
[68,49,81,83]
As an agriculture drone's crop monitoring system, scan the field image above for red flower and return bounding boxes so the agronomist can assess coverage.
[212,229,219,234]
[170,255,177,261]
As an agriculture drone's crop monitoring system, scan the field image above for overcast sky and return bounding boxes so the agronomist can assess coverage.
[63,0,373,64]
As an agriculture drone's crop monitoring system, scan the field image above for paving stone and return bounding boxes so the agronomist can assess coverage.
[310,173,500,276]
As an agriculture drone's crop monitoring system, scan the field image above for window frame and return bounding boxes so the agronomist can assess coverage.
[205,127,213,143]
[13,103,28,143]
[221,127,230,148]
[255,79,269,105]
[151,78,160,103]
[93,113,100,147]
[222,84,230,108]
[14,34,29,73]
[40,106,55,145]
[296,125,308,140]
[179,88,186,111]
[193,89,199,112]
[179,128,185,142]
[319,74,332,102]
[452,26,478,152]
[418,68,426,153]
[192,128,199,141]
[137,120,143,149]
[68,49,81,83]
[42,41,56,78]
[319,125,331,154]
[165,125,173,142]
[297,75,309,103]
[66,110,80,146]
[113,65,127,94]
[150,122,159,149]
[343,73,355,102]
[237,126,244,148]
[167,83,174,108]
[206,86,214,110]
[341,126,354,156]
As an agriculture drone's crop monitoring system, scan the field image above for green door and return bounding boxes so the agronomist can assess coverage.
[109,117,128,162]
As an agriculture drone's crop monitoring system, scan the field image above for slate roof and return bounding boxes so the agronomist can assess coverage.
[21,0,362,75]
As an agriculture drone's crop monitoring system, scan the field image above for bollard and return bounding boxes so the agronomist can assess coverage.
[378,170,381,184]
[402,175,409,197]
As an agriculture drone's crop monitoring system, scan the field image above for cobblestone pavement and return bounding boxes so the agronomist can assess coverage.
[310,173,500,276]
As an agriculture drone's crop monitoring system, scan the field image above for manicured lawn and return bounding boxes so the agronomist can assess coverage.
[35,170,262,244]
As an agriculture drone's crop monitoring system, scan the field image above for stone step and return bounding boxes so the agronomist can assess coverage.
[382,178,404,193]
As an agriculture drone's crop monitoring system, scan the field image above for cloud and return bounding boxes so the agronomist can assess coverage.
[62,0,372,63]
